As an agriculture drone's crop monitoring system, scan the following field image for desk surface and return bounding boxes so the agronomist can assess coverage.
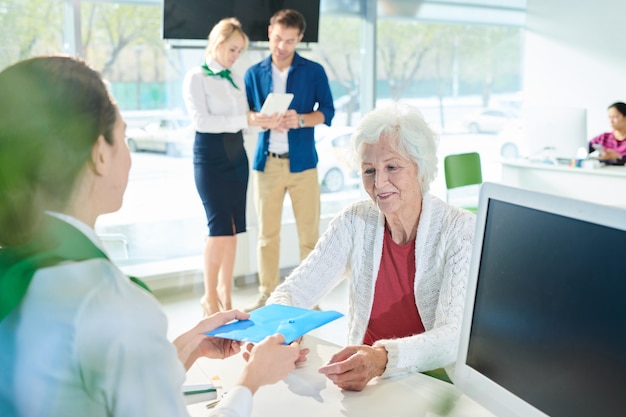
[501,158,626,208]
[185,336,494,417]
[501,158,626,177]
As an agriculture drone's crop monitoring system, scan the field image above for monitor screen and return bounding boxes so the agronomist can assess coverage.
[523,106,588,159]
[455,182,626,417]
[162,0,320,43]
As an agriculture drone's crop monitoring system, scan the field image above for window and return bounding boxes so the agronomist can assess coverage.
[0,0,526,280]
[374,2,525,198]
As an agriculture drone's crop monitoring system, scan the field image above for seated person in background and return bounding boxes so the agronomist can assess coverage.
[267,103,476,391]
[0,55,306,417]
[589,101,626,165]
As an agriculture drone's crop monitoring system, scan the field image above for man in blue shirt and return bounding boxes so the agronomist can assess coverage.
[244,9,334,311]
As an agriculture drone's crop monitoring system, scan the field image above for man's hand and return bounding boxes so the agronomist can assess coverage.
[276,109,299,131]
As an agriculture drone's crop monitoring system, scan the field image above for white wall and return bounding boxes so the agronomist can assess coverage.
[524,1,626,137]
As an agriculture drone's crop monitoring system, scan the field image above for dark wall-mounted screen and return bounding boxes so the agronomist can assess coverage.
[163,0,320,43]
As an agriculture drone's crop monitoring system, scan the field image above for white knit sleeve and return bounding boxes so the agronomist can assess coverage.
[267,205,358,309]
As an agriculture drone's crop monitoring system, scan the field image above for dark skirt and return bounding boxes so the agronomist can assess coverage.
[193,131,249,236]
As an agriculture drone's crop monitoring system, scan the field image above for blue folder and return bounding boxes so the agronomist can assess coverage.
[206,304,344,344]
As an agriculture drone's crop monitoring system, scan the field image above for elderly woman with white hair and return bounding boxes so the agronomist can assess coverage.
[267,103,476,391]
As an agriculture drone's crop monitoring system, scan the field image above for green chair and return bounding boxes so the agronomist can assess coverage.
[443,152,483,214]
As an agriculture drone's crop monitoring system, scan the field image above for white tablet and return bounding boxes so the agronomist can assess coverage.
[260,92,294,116]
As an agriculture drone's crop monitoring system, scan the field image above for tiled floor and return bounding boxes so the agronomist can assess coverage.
[157,278,350,346]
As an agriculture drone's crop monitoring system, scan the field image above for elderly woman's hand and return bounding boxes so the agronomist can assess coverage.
[317,345,388,391]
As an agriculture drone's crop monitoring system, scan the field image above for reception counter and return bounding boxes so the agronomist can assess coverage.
[501,159,626,208]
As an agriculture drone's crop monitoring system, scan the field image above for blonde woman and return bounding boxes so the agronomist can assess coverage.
[183,18,280,315]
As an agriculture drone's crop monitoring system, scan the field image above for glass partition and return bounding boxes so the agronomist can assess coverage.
[0,0,526,276]
[375,16,524,197]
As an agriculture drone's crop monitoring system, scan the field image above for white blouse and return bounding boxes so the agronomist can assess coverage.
[0,213,253,417]
[182,58,249,134]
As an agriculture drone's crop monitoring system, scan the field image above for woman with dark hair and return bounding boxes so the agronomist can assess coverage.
[589,101,626,165]
[0,55,304,417]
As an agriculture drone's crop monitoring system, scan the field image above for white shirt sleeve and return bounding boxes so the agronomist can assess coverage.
[5,216,191,417]
[207,386,253,417]
[182,67,249,134]
[77,262,189,417]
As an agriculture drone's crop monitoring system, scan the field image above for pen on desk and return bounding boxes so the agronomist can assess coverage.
[205,398,221,409]
[206,375,225,409]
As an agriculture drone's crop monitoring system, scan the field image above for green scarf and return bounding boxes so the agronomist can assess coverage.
[0,215,150,321]
[201,61,239,90]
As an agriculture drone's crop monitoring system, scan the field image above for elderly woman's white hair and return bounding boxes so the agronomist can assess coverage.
[351,103,439,194]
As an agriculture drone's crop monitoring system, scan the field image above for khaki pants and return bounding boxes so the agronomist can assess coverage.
[253,157,320,295]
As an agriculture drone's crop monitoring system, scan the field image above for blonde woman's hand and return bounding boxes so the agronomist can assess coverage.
[248,111,283,131]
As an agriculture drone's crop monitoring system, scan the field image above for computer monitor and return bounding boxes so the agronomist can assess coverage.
[455,182,626,417]
[523,106,588,159]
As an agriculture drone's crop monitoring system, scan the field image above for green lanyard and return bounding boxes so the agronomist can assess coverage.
[201,61,239,90]
[0,215,150,321]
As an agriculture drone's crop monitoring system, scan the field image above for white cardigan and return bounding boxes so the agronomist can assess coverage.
[268,194,476,379]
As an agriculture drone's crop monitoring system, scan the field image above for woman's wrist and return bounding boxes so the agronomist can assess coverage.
[248,111,269,130]
[173,326,203,370]
[373,345,389,377]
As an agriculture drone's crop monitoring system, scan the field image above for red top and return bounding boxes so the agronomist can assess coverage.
[363,227,425,346]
